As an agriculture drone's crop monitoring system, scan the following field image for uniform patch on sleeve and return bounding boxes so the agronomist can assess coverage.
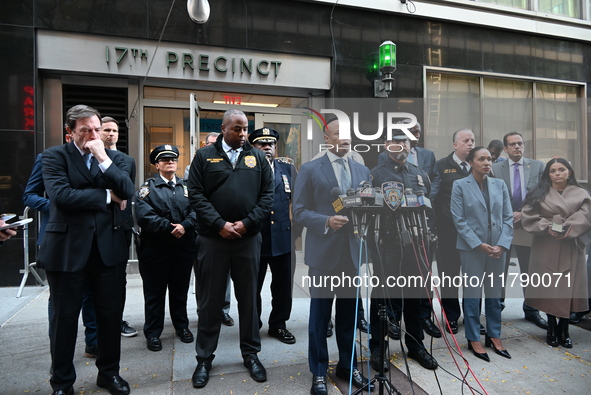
[138,186,150,199]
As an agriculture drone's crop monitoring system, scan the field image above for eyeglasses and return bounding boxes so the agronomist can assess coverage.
[507,142,524,147]
[158,158,178,163]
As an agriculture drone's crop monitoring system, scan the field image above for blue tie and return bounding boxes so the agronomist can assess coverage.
[336,158,351,191]
[512,163,522,211]
[84,153,93,170]
[229,150,238,167]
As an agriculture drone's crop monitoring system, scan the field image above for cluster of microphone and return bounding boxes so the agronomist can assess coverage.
[330,181,434,246]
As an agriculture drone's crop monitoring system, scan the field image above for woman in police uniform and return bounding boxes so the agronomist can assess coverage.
[136,144,197,351]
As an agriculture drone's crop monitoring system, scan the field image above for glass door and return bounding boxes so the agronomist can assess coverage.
[254,113,307,168]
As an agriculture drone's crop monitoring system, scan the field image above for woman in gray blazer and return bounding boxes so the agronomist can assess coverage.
[451,147,514,362]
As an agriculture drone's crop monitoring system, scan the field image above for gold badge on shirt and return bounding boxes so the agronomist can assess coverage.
[244,155,257,168]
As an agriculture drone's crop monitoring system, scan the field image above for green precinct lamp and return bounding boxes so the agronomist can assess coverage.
[378,40,396,96]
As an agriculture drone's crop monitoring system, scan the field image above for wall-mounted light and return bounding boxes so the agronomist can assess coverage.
[378,40,396,95]
[188,0,210,24]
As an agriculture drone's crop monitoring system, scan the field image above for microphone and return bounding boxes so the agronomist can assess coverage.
[331,187,345,213]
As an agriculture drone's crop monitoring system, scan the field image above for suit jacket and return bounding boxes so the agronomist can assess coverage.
[293,154,371,270]
[432,152,468,227]
[23,154,50,244]
[113,151,136,234]
[37,142,135,272]
[260,159,301,257]
[451,174,513,252]
[492,157,544,245]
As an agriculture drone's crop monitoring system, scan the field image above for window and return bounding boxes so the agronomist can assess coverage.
[426,71,586,180]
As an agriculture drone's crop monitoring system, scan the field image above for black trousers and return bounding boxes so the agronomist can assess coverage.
[257,251,295,330]
[435,223,462,322]
[307,251,358,376]
[138,241,195,338]
[47,239,126,391]
[195,234,262,362]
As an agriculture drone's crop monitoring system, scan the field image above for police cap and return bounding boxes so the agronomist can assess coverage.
[248,127,279,144]
[150,144,179,164]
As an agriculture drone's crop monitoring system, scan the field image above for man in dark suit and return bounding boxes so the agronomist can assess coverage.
[100,116,139,337]
[38,105,135,395]
[250,127,302,344]
[432,128,475,335]
[23,149,99,359]
[492,131,547,329]
[293,117,373,395]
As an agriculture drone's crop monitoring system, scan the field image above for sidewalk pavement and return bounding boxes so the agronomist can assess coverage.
[1,259,590,395]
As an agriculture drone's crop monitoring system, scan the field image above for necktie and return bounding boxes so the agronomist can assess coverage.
[229,150,238,167]
[84,153,93,170]
[168,180,175,188]
[512,163,522,211]
[409,149,417,166]
[336,158,351,191]
[460,162,468,175]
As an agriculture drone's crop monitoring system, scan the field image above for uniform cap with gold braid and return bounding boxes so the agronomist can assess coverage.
[150,144,179,164]
[248,127,280,144]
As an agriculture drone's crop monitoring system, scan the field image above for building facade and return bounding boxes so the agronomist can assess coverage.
[1,0,589,284]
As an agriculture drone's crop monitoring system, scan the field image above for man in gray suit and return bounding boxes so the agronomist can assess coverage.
[492,131,547,329]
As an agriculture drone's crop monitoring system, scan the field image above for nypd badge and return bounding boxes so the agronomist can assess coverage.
[138,186,150,199]
[244,155,257,168]
[382,181,404,212]
[183,185,188,198]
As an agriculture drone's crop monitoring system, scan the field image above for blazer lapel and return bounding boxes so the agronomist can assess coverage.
[320,154,339,189]
[466,174,487,209]
[68,142,95,183]
[523,158,533,192]
[500,161,512,198]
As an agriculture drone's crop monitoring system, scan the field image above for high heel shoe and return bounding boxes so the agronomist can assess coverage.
[485,335,511,359]
[468,341,490,362]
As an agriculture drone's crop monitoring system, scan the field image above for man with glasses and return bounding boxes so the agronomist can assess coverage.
[492,132,546,329]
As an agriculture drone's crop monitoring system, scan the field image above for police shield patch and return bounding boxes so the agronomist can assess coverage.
[244,155,257,168]
[138,186,150,199]
[382,181,404,212]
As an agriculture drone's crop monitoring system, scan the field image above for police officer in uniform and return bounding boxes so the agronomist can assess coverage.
[135,144,197,352]
[369,129,438,372]
[249,127,302,344]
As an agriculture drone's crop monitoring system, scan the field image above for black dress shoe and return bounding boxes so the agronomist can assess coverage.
[96,374,130,395]
[569,312,583,324]
[244,356,267,382]
[357,317,370,334]
[147,337,162,351]
[335,367,374,391]
[222,313,235,326]
[311,375,327,395]
[468,341,490,362]
[370,351,389,372]
[84,345,97,358]
[176,328,194,343]
[525,313,548,329]
[52,388,74,395]
[422,318,442,338]
[326,319,333,338]
[388,320,401,340]
[407,348,438,370]
[445,320,458,334]
[268,328,296,344]
[480,324,486,335]
[192,360,212,388]
[485,335,511,359]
